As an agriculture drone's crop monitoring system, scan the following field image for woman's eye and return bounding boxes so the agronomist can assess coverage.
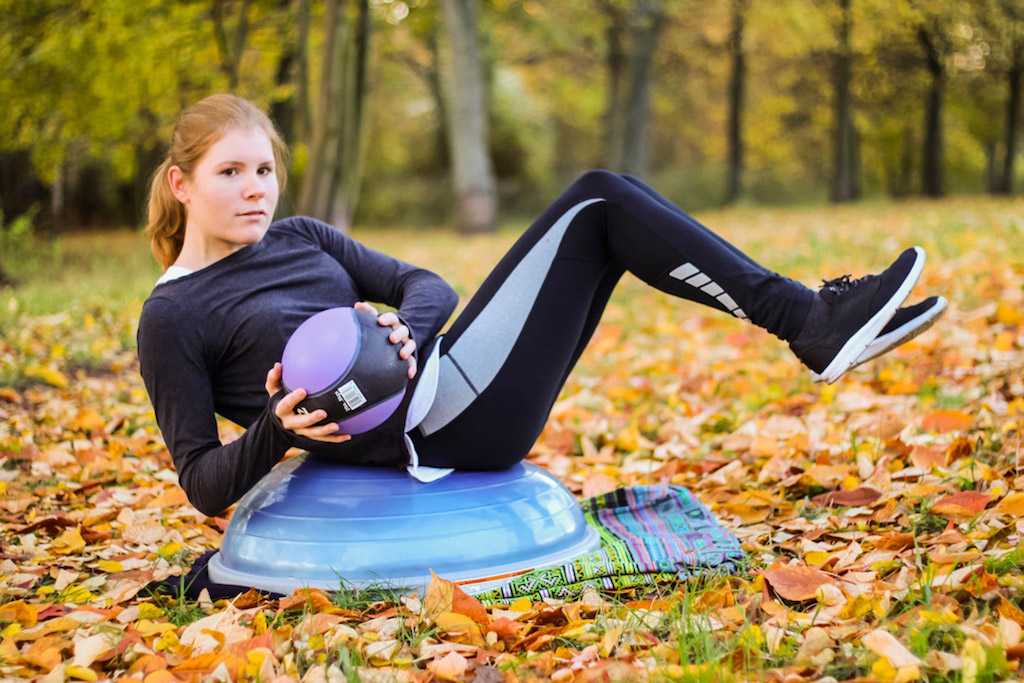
[222,168,237,176]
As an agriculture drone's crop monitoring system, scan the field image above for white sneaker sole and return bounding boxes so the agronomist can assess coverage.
[853,295,947,366]
[813,246,926,384]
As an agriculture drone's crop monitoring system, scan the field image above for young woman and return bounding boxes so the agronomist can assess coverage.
[137,94,946,517]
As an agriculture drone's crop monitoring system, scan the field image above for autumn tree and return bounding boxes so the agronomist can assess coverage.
[441,0,497,233]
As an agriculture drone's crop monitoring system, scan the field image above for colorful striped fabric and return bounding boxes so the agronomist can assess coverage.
[471,484,746,605]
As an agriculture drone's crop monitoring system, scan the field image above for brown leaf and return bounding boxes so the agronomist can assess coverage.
[811,487,882,507]
[452,584,490,626]
[278,588,333,612]
[921,410,972,433]
[910,445,948,470]
[428,651,469,682]
[931,491,992,518]
[487,617,526,641]
[762,564,836,602]
[422,571,455,622]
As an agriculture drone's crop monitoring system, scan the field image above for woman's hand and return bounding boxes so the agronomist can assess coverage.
[265,363,352,443]
[353,301,417,380]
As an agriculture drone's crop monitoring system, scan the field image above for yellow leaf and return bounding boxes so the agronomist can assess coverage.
[996,492,1024,517]
[138,603,164,620]
[996,301,1022,325]
[422,571,454,622]
[52,527,86,555]
[96,560,124,573]
[66,664,98,681]
[0,600,39,627]
[157,542,182,559]
[508,597,532,613]
[22,364,68,388]
[434,611,485,647]
[804,551,829,567]
[135,619,177,637]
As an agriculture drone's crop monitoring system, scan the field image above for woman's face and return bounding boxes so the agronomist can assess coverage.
[169,126,280,254]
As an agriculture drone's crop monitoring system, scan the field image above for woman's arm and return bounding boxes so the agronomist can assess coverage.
[137,297,295,517]
[297,217,460,347]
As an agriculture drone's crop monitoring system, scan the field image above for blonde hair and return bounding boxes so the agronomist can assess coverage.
[144,93,290,269]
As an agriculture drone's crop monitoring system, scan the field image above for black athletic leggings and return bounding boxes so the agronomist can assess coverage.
[410,169,814,470]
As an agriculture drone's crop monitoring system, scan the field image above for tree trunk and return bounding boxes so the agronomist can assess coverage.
[724,0,746,204]
[601,2,627,169]
[985,139,1000,193]
[830,0,858,202]
[620,0,666,176]
[210,0,253,90]
[327,0,370,230]
[997,58,1021,194]
[294,0,311,146]
[298,0,370,231]
[919,26,945,197]
[440,0,497,233]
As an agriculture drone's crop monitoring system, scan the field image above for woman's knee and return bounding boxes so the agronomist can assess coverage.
[570,168,628,197]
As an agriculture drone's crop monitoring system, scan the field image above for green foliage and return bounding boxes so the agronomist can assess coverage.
[0,207,58,284]
[331,576,410,611]
[985,545,1024,575]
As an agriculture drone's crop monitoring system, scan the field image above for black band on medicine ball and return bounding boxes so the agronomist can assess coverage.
[291,308,409,425]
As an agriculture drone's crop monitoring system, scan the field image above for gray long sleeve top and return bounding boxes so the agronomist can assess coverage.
[136,216,459,516]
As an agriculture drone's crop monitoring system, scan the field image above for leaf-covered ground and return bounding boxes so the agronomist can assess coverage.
[1,198,1023,682]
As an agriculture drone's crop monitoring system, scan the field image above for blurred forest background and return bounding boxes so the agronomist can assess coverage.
[0,0,1022,253]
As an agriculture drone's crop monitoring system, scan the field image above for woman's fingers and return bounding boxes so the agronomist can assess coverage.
[407,356,417,379]
[354,301,379,316]
[296,423,351,441]
[265,362,282,395]
[388,325,409,344]
[377,311,399,327]
[399,339,416,359]
[274,387,306,418]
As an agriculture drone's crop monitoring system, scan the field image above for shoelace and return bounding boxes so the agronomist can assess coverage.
[819,273,872,302]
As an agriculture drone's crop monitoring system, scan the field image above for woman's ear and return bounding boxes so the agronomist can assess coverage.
[167,165,190,205]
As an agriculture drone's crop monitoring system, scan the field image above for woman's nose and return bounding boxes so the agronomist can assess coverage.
[244,174,266,198]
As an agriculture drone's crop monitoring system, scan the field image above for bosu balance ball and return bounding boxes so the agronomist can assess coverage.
[206,455,602,596]
[282,306,408,435]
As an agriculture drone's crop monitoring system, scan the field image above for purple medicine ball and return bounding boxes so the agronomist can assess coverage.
[281,307,408,435]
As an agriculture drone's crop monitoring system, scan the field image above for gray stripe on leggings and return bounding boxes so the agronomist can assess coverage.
[417,355,478,436]
[417,198,605,436]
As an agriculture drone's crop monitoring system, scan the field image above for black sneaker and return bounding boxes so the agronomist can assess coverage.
[851,295,947,370]
[790,246,926,384]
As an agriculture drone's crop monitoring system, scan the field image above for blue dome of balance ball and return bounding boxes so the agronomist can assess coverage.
[207,456,601,596]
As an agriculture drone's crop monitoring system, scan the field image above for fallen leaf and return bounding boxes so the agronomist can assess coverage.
[428,651,468,682]
[931,491,991,518]
[422,571,455,622]
[762,564,836,602]
[812,487,882,507]
[921,410,972,433]
[862,629,922,667]
[52,527,86,555]
[996,492,1024,517]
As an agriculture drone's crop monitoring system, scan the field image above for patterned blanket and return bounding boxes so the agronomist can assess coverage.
[160,485,744,604]
[471,484,745,605]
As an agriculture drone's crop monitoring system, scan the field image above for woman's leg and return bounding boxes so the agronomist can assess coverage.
[409,169,816,470]
[411,169,921,468]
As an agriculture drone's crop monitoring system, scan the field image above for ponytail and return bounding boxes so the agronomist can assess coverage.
[144,157,188,269]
